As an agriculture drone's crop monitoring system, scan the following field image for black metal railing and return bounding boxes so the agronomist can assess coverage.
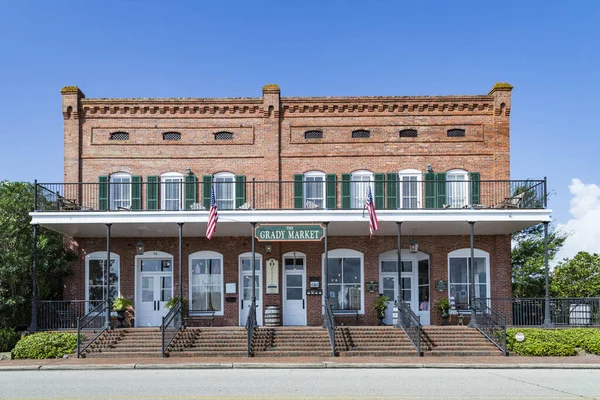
[482,297,600,327]
[245,299,257,357]
[323,303,337,356]
[76,299,109,359]
[395,297,421,356]
[472,299,507,356]
[37,300,101,331]
[34,178,547,212]
[161,298,183,358]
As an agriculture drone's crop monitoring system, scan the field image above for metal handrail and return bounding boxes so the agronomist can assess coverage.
[395,297,421,356]
[76,299,109,358]
[472,299,507,356]
[245,299,257,357]
[323,303,336,356]
[161,299,183,358]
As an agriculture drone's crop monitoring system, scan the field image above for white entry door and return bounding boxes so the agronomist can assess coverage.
[381,261,416,325]
[136,256,173,327]
[239,254,262,326]
[283,253,307,326]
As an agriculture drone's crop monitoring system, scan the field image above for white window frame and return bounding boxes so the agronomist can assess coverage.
[350,170,374,209]
[304,170,326,209]
[161,172,184,211]
[399,169,422,209]
[446,169,469,208]
[85,252,120,312]
[447,248,490,312]
[110,172,132,210]
[214,172,235,210]
[322,249,364,314]
[188,251,224,316]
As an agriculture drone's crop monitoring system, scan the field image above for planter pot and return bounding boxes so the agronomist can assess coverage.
[441,314,449,326]
[116,310,126,328]
[377,309,386,326]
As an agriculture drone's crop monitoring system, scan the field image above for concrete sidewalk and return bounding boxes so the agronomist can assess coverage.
[1,354,600,371]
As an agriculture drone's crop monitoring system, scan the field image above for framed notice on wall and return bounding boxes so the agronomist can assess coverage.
[266,258,279,294]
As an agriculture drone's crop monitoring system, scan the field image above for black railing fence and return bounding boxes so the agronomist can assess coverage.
[472,299,507,356]
[76,299,109,358]
[323,303,337,356]
[34,179,546,212]
[161,299,183,357]
[395,298,422,356]
[37,300,101,331]
[245,299,257,357]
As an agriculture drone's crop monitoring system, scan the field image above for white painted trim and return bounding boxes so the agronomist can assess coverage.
[238,252,264,326]
[188,250,224,316]
[282,251,307,326]
[321,249,365,314]
[133,250,174,328]
[85,252,121,305]
[447,248,491,308]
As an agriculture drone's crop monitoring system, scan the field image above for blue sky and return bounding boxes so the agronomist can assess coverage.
[0,1,598,259]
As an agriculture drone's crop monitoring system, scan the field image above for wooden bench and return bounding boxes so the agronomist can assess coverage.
[184,311,215,327]
[57,194,80,211]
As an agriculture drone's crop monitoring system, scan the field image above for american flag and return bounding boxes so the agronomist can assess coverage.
[366,185,379,238]
[206,185,218,240]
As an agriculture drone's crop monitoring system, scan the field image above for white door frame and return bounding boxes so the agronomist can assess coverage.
[134,251,174,327]
[238,252,263,326]
[282,252,307,326]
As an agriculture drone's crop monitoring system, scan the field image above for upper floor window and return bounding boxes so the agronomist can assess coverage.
[110,172,132,210]
[399,169,422,209]
[352,129,370,139]
[214,172,235,210]
[399,129,418,138]
[163,132,181,141]
[215,132,233,140]
[110,132,129,141]
[351,170,373,209]
[446,169,469,208]
[304,130,323,139]
[161,172,184,210]
[304,171,326,209]
[447,129,466,137]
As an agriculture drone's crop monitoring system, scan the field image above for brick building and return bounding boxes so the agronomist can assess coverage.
[31,83,550,330]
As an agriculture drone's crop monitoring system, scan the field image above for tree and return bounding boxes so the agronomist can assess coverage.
[551,252,600,298]
[512,223,567,298]
[0,181,75,329]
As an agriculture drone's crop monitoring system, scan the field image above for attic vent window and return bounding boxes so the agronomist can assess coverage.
[399,129,418,138]
[215,131,234,140]
[110,132,129,141]
[447,129,466,137]
[304,130,323,139]
[352,129,371,138]
[163,132,181,141]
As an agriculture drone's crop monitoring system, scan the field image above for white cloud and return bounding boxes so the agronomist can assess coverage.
[555,179,600,262]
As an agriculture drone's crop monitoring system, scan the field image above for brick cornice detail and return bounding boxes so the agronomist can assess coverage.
[81,99,263,117]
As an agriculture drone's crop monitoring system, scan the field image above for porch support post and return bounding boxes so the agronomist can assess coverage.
[542,221,553,328]
[396,221,402,328]
[468,221,477,328]
[28,224,39,332]
[251,222,257,307]
[178,223,184,300]
[323,222,330,314]
[105,223,112,329]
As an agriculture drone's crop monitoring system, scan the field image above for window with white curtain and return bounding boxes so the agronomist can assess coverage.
[351,170,373,209]
[214,172,235,210]
[446,169,469,208]
[161,172,183,210]
[110,173,131,210]
[399,169,422,209]
[304,171,326,209]
[189,251,223,314]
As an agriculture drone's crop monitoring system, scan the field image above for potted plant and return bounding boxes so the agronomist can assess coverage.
[112,297,134,328]
[373,294,390,326]
[437,297,451,325]
[165,297,189,319]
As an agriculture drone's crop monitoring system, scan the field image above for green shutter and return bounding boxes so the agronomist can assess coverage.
[374,173,385,209]
[341,173,351,209]
[293,174,304,209]
[326,174,337,210]
[235,175,246,208]
[98,176,108,210]
[470,172,480,205]
[435,172,447,208]
[184,174,197,210]
[202,175,213,210]
[386,172,398,210]
[146,176,159,210]
[131,176,142,210]
[424,173,435,209]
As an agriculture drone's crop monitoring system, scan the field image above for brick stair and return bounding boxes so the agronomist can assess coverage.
[83,328,163,358]
[336,326,418,357]
[252,327,334,357]
[168,327,247,357]
[420,326,504,356]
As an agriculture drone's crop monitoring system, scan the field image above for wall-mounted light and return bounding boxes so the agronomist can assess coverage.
[185,167,191,175]
[265,243,272,254]
[135,240,145,255]
[426,164,433,173]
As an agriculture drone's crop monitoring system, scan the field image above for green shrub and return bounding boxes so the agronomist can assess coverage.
[0,329,20,352]
[506,328,600,356]
[11,332,82,359]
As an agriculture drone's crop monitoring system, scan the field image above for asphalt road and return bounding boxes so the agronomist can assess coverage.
[0,368,599,399]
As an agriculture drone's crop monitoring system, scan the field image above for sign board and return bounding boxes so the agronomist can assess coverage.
[309,277,320,288]
[225,283,237,294]
[266,258,279,294]
[366,281,379,292]
[435,280,448,292]
[256,224,324,242]
[515,332,525,342]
